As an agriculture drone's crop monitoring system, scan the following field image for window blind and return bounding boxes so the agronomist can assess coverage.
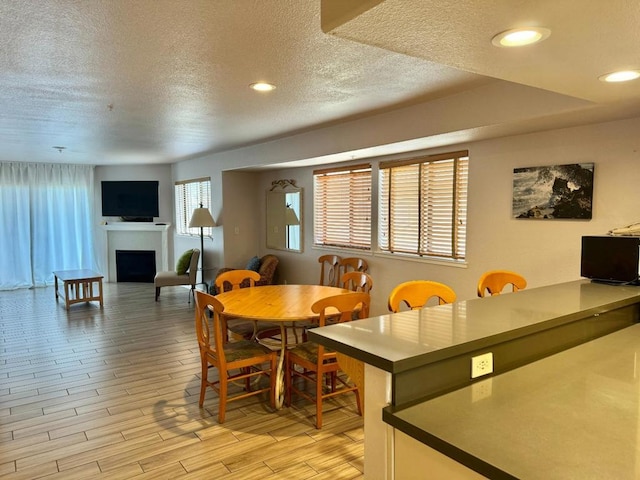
[314,164,371,250]
[379,151,468,260]
[174,177,212,236]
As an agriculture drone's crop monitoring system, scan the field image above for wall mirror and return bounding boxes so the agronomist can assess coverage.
[266,179,303,252]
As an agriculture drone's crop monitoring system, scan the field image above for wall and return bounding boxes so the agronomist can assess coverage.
[257,117,640,316]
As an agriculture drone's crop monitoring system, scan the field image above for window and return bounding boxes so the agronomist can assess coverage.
[379,151,468,260]
[314,164,371,250]
[174,177,212,236]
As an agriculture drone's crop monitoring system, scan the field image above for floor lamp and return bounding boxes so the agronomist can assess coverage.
[188,203,216,287]
[285,205,299,249]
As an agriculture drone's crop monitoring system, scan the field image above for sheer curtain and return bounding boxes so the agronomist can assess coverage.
[0,163,97,290]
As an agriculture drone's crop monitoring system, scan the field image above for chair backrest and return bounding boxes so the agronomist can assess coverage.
[340,271,373,294]
[312,292,371,327]
[318,254,342,287]
[257,254,279,285]
[194,290,226,365]
[187,249,201,284]
[388,280,456,313]
[339,257,369,276]
[215,269,260,293]
[477,270,527,297]
[311,292,370,360]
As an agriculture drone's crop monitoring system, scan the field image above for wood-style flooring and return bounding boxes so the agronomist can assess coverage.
[0,283,364,479]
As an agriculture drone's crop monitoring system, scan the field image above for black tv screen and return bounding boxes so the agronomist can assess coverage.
[580,235,640,284]
[101,181,159,219]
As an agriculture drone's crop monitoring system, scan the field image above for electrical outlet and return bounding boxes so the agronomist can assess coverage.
[471,352,493,379]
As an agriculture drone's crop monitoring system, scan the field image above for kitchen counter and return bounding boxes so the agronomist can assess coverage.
[385,323,640,479]
[308,280,640,478]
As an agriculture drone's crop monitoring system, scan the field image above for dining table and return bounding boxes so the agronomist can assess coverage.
[214,283,352,408]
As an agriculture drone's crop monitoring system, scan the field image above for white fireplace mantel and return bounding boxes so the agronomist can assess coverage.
[101,222,171,282]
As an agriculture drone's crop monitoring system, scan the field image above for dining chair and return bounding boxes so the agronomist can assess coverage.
[318,254,342,287]
[214,269,278,342]
[477,270,527,297]
[388,280,456,312]
[339,257,369,276]
[340,271,373,294]
[194,290,277,423]
[285,292,370,429]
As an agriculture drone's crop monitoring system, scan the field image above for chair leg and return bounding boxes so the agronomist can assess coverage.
[155,287,160,301]
[199,357,208,407]
[218,374,227,424]
[316,370,323,429]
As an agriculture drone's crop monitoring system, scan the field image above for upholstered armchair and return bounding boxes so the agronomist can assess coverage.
[215,254,279,292]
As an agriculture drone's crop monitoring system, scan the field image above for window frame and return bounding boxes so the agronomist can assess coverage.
[174,177,213,237]
[378,150,468,261]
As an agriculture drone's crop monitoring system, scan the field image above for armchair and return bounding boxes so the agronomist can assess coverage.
[215,254,279,291]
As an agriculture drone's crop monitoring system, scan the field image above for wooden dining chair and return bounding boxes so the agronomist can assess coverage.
[341,271,373,294]
[285,292,370,429]
[339,257,369,276]
[388,280,456,312]
[477,270,527,297]
[194,290,277,423]
[214,269,278,341]
[318,254,342,287]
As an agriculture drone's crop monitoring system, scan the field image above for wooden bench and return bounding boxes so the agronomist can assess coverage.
[53,269,104,310]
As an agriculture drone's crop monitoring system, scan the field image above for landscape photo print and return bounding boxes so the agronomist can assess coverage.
[512,163,594,219]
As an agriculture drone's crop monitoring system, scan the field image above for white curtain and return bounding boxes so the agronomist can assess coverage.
[0,163,97,290]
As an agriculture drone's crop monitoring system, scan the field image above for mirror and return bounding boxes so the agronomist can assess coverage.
[266,179,303,252]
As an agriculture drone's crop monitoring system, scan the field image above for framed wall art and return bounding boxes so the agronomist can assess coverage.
[513,163,594,219]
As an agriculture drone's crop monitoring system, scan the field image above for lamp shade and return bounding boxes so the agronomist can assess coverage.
[189,206,216,228]
[285,206,299,226]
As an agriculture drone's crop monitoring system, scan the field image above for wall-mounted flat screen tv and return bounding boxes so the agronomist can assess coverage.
[580,235,640,284]
[101,181,159,220]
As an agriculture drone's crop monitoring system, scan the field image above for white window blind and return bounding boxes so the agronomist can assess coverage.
[174,177,212,236]
[379,151,468,260]
[314,164,372,250]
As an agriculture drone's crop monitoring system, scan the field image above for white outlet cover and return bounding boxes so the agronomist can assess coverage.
[471,352,494,379]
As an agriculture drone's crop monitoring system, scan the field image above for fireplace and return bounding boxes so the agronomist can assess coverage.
[116,250,156,283]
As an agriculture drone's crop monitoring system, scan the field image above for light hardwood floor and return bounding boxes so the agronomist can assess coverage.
[0,283,364,479]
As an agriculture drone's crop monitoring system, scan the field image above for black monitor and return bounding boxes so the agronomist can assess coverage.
[580,235,640,284]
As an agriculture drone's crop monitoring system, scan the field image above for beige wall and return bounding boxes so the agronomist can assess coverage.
[101,115,640,315]
[249,117,640,316]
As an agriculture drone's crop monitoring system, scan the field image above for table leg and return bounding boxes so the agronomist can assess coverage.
[64,282,71,310]
[54,275,59,300]
[274,324,287,409]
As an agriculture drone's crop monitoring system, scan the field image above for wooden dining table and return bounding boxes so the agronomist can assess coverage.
[214,284,352,408]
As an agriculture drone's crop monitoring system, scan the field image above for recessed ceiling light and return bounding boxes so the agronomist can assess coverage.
[491,27,551,47]
[599,70,640,83]
[250,82,276,92]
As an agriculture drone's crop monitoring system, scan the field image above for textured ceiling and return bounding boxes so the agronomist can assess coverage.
[1,0,639,166]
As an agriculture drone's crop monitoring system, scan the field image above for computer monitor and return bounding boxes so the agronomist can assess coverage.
[580,235,640,284]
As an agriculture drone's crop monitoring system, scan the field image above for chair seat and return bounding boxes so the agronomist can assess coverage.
[288,342,335,364]
[216,339,274,363]
[154,270,190,287]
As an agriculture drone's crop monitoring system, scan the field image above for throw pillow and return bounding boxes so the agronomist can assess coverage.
[246,255,261,272]
[176,249,194,275]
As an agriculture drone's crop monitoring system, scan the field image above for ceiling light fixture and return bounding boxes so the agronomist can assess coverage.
[250,82,276,92]
[491,27,551,47]
[599,70,640,83]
